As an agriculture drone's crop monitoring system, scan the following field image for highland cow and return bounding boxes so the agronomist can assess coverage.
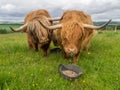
[9,9,59,56]
[38,10,111,63]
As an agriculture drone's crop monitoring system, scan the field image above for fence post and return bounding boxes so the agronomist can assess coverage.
[115,25,117,32]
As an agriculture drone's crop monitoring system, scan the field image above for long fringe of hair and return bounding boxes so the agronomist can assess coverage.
[27,17,50,44]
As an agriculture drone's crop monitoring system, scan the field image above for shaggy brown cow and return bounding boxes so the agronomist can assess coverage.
[37,10,111,63]
[52,10,110,52]
[9,9,60,56]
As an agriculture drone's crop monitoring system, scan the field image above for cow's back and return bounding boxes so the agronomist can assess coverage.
[24,9,51,23]
[60,10,93,25]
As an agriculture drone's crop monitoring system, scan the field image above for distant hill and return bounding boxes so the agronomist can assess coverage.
[0,21,23,25]
[0,21,120,26]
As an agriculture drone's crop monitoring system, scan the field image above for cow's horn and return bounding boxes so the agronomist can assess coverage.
[83,19,112,30]
[47,17,61,21]
[38,19,62,30]
[9,23,28,32]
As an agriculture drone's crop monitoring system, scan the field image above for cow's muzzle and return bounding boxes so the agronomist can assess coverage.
[65,48,77,56]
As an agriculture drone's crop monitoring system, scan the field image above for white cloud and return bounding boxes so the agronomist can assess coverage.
[0,4,15,11]
[0,0,120,21]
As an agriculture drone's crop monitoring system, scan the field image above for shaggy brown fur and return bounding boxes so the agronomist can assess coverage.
[52,10,95,63]
[60,10,95,52]
[26,10,52,56]
[52,22,85,63]
[24,9,51,24]
[61,21,84,62]
[27,17,52,56]
[13,9,52,56]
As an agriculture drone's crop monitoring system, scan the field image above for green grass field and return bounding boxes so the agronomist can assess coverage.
[0,32,120,90]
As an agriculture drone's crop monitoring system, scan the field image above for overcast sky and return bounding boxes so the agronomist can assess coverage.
[0,0,120,22]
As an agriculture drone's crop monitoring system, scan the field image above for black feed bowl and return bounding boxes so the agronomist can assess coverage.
[58,64,83,80]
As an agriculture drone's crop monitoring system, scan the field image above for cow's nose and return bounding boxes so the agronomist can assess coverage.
[69,48,75,52]
[67,48,76,56]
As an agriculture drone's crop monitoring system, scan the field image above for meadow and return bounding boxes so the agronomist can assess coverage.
[0,30,120,90]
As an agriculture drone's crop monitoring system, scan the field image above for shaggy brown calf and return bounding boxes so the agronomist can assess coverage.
[38,10,111,63]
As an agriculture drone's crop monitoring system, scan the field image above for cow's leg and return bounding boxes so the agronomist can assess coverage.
[83,40,89,52]
[28,41,33,49]
[41,43,50,57]
[73,53,79,64]
[27,34,33,49]
[64,53,68,60]
[63,50,68,60]
[28,39,35,50]
[42,49,48,57]
[34,43,38,52]
[83,32,95,52]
